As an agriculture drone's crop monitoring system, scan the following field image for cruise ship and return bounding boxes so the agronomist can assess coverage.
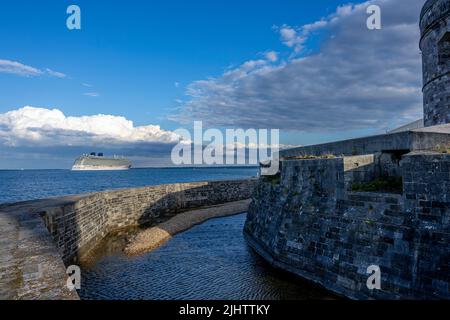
[72,153,132,171]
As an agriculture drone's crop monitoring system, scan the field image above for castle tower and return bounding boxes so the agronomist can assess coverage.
[420,0,450,127]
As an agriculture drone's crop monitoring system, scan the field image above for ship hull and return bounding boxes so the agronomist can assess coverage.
[72,165,131,171]
[71,155,132,171]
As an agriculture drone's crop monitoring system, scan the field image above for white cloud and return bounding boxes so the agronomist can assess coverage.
[0,59,68,79]
[0,59,43,77]
[0,106,181,147]
[45,68,67,78]
[265,51,278,62]
[172,0,425,132]
[279,26,306,53]
[83,92,100,97]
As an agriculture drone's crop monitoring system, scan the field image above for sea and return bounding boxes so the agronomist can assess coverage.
[0,166,258,205]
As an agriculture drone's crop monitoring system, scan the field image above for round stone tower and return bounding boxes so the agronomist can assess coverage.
[420,0,450,127]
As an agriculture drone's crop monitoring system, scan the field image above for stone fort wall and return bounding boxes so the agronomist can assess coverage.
[420,0,450,126]
[244,153,450,299]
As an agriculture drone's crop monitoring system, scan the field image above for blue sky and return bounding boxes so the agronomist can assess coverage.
[0,0,349,125]
[0,0,426,168]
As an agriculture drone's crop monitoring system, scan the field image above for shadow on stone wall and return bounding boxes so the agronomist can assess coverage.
[37,179,257,265]
[244,153,450,299]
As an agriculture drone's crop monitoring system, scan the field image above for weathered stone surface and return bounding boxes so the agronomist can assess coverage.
[0,179,256,300]
[280,130,450,158]
[37,179,257,264]
[420,0,450,127]
[343,155,377,189]
[245,153,450,300]
[0,203,79,300]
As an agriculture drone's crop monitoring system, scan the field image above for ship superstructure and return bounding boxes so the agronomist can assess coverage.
[72,153,131,171]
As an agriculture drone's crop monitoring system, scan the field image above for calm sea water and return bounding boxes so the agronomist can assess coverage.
[0,167,258,204]
[79,214,334,300]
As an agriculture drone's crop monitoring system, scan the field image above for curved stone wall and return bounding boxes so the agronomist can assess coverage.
[39,179,257,264]
[0,178,256,300]
[420,0,450,126]
[245,154,450,299]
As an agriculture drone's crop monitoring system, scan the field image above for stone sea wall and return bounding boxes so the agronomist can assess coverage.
[0,178,256,299]
[41,179,257,264]
[244,153,450,299]
[0,201,79,300]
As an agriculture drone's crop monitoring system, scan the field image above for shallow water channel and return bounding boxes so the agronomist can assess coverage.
[78,214,335,300]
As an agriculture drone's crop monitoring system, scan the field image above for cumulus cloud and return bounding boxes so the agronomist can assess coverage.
[278,26,307,53]
[0,59,67,78]
[0,107,291,168]
[0,106,181,147]
[172,0,425,132]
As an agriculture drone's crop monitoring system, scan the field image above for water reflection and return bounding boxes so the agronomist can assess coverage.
[78,214,335,300]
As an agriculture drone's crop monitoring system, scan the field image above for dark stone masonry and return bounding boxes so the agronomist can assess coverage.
[41,179,256,264]
[244,0,450,300]
[245,153,450,299]
[0,179,256,300]
[421,0,450,126]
